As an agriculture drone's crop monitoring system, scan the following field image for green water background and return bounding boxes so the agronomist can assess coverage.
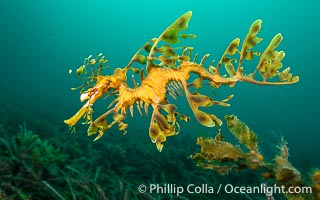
[1,0,319,170]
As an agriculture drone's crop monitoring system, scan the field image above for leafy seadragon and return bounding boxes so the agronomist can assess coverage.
[64,11,299,151]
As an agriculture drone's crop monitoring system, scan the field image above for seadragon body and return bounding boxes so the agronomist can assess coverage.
[64,11,299,151]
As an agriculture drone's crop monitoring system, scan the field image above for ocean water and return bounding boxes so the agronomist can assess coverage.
[1,0,319,199]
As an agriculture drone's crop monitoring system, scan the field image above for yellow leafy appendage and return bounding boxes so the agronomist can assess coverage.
[64,11,299,151]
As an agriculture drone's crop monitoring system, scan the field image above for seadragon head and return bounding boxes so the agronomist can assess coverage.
[80,68,128,102]
[64,54,129,128]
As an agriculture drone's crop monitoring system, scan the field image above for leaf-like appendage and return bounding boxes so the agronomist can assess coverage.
[84,109,128,141]
[147,11,195,71]
[216,38,240,77]
[184,84,233,127]
[162,10,191,44]
[126,38,157,72]
[156,45,177,56]
[215,20,262,77]
[132,54,147,64]
[240,20,263,63]
[148,104,180,151]
[180,33,197,39]
[125,12,195,72]
[213,20,300,85]
[257,34,284,80]
[278,67,299,82]
[163,29,179,44]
